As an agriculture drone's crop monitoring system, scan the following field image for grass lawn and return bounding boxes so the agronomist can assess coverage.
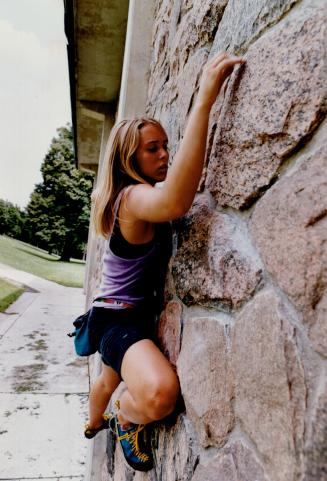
[0,278,24,312]
[0,235,85,287]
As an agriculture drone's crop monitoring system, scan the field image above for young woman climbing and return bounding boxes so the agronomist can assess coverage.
[83,51,245,471]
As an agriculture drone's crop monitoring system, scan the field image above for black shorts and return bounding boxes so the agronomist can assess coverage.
[88,306,157,377]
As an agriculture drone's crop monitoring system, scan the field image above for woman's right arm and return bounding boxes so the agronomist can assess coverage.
[126,52,245,223]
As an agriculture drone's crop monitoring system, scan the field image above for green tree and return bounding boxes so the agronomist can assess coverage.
[0,199,26,239]
[26,125,94,261]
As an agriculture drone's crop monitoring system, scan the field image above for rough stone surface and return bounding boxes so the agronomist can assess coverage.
[152,414,199,481]
[232,289,307,481]
[169,0,228,78]
[304,379,327,481]
[157,300,182,366]
[310,292,327,357]
[206,8,327,209]
[177,315,234,447]
[148,0,182,104]
[148,0,226,104]
[172,194,263,309]
[148,47,210,163]
[250,145,327,356]
[86,235,106,307]
[147,1,227,160]
[192,453,237,481]
[212,0,299,54]
[191,442,269,481]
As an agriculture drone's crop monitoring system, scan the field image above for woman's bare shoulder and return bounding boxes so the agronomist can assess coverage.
[121,182,182,223]
[119,184,156,243]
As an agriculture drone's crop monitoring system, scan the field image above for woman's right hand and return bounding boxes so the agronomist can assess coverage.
[196,51,246,110]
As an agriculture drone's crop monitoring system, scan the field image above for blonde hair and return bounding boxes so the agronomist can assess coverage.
[92,117,164,238]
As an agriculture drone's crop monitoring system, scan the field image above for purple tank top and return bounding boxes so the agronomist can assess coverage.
[94,188,172,310]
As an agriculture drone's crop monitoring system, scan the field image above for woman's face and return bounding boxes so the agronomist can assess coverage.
[134,123,169,184]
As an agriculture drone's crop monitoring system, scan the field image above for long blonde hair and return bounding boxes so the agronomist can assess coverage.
[92,117,164,238]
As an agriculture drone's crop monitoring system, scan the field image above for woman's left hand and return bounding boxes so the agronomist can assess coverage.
[196,51,246,109]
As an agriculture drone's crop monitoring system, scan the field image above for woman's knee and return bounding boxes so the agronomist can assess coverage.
[143,374,180,421]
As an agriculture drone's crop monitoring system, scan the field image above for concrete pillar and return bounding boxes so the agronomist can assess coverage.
[117,0,156,119]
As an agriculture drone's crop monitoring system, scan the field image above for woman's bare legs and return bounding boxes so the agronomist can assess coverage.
[88,340,179,429]
[118,339,180,427]
[88,363,120,429]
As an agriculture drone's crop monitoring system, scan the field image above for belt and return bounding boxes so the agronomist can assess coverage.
[95,298,134,309]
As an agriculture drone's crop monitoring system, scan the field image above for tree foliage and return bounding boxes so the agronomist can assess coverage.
[26,125,94,261]
[0,200,27,239]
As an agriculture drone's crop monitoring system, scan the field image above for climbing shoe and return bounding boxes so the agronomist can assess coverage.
[109,415,153,472]
[84,413,112,439]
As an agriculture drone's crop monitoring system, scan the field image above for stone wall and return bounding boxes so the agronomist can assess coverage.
[101,0,327,479]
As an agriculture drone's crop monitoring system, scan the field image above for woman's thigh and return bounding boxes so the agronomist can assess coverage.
[121,339,180,404]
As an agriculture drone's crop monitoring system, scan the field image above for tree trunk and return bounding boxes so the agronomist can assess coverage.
[60,238,72,262]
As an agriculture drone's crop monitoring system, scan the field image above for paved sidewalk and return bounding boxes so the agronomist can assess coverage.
[0,263,90,480]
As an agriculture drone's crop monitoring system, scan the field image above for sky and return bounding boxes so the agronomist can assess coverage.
[0,0,71,208]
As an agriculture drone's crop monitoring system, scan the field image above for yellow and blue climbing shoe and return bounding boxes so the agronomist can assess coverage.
[109,415,153,472]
